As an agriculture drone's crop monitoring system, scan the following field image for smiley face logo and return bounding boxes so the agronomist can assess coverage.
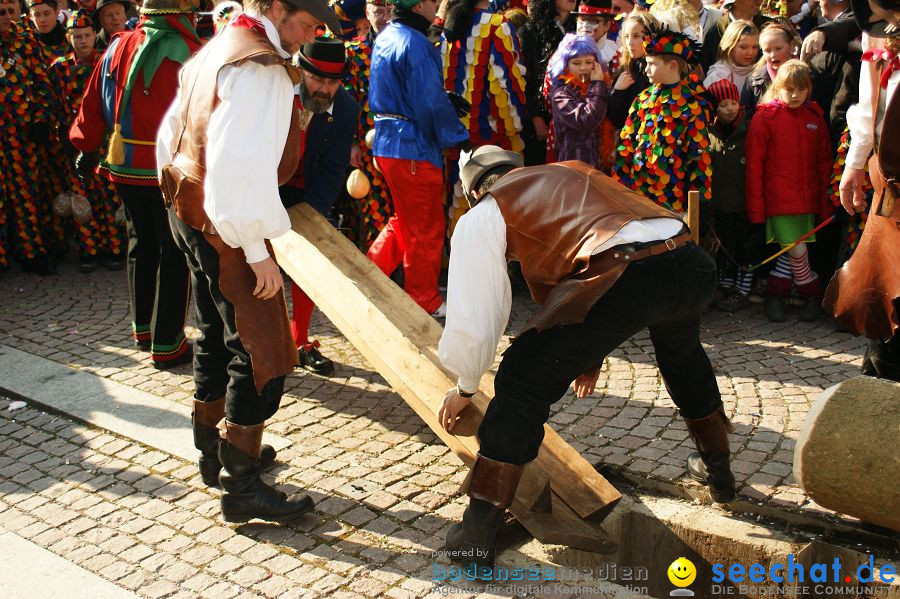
[668,557,697,587]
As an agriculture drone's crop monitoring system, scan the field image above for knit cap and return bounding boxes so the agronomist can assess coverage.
[707,79,740,106]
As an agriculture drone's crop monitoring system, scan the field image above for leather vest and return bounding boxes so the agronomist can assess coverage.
[160,24,302,232]
[158,24,302,394]
[488,161,682,331]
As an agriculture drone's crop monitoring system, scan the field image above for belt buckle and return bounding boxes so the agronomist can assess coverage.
[665,238,677,251]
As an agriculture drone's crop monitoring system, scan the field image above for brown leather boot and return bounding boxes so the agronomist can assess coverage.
[684,407,737,503]
[192,399,277,487]
[218,422,313,523]
[445,454,523,579]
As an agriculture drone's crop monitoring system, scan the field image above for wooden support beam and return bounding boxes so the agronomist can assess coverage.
[272,204,621,552]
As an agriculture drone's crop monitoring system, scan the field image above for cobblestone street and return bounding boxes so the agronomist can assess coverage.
[0,256,873,598]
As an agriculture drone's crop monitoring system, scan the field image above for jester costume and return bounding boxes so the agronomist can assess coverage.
[340,33,393,249]
[441,5,525,230]
[48,14,125,267]
[828,128,872,262]
[70,9,199,366]
[613,31,711,213]
[0,20,56,273]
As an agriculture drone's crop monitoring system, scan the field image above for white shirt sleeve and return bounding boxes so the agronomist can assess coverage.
[155,90,180,182]
[847,35,875,170]
[205,61,293,264]
[438,196,512,393]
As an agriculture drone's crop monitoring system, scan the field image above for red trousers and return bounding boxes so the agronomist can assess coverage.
[366,157,445,313]
[290,282,314,349]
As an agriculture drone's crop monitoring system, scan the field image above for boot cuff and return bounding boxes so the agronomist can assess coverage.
[683,407,734,453]
[221,421,264,458]
[193,397,226,428]
[464,454,524,510]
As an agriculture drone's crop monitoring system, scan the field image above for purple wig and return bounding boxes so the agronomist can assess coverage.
[547,34,603,82]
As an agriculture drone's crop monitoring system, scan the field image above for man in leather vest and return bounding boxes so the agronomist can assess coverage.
[156,0,340,523]
[437,147,736,574]
[824,0,899,381]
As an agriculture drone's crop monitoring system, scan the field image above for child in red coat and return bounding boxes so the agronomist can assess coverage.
[746,59,832,323]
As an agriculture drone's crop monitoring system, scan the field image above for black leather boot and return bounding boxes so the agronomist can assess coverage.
[445,454,523,579]
[218,421,313,523]
[684,408,737,503]
[193,399,277,488]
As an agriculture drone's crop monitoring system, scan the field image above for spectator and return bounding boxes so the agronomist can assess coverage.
[441,0,526,227]
[28,0,67,58]
[93,0,129,50]
[607,12,657,128]
[746,59,832,322]
[742,20,801,114]
[704,19,760,91]
[574,0,617,67]
[702,0,770,71]
[518,0,576,165]
[707,79,760,312]
[613,29,713,213]
[48,8,125,273]
[548,33,609,168]
[806,0,860,149]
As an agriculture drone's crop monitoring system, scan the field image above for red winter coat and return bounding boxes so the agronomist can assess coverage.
[745,99,832,224]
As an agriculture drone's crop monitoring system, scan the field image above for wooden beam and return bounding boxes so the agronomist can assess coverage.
[272,204,621,551]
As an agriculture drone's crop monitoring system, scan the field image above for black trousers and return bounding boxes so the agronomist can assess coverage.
[167,209,284,426]
[117,184,190,358]
[478,243,723,465]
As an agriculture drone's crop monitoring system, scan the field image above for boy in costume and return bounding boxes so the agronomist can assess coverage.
[613,28,712,213]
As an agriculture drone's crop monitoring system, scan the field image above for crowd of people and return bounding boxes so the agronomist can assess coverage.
[1,0,897,579]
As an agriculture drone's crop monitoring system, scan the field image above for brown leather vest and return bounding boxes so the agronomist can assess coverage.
[488,161,683,331]
[160,24,302,232]
[159,25,302,394]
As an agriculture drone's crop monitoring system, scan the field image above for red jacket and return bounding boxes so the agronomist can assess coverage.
[745,99,832,224]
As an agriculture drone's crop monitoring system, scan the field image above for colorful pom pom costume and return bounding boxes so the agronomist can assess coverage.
[613,29,712,212]
[440,5,526,228]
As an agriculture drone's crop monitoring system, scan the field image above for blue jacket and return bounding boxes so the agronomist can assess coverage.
[369,20,468,168]
[280,86,359,219]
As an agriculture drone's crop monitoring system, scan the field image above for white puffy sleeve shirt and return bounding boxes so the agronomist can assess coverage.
[846,33,900,170]
[438,196,512,394]
[156,13,293,264]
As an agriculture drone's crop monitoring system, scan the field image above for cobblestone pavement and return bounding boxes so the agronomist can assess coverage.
[0,257,870,597]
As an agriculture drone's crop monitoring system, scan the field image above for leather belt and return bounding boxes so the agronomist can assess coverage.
[610,231,692,263]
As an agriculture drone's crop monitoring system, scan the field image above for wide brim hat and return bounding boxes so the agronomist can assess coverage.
[284,0,342,34]
[573,0,614,17]
[850,0,900,38]
[93,0,132,26]
[459,145,524,198]
[295,35,349,78]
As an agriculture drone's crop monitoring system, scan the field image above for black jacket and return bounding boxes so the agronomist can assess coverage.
[279,87,359,219]
[607,58,650,129]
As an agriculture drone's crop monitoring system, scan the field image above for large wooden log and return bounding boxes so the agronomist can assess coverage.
[272,204,621,551]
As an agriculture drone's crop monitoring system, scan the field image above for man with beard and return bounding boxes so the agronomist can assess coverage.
[279,36,359,377]
[158,0,342,523]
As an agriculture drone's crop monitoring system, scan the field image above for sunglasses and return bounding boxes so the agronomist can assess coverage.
[0,7,18,15]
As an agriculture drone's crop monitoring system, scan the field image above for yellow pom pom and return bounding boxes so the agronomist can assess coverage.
[346,169,371,199]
